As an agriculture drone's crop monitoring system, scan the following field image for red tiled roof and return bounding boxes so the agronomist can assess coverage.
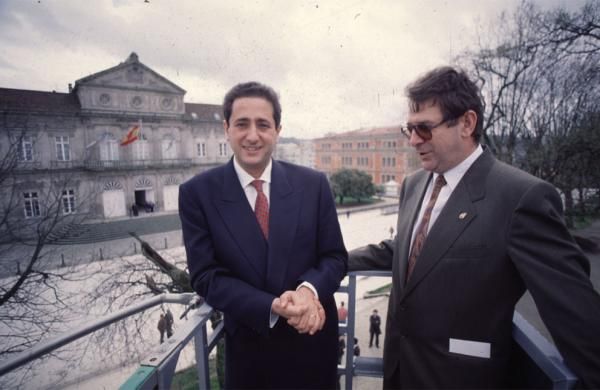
[317,125,401,140]
[0,88,81,113]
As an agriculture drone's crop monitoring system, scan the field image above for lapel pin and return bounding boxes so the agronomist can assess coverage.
[459,212,468,220]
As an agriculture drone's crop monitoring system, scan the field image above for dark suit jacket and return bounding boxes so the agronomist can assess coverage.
[179,159,347,388]
[349,149,600,388]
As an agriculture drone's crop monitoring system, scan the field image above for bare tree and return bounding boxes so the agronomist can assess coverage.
[0,132,97,359]
[0,136,198,387]
[458,2,544,161]
[459,0,600,223]
[535,1,600,56]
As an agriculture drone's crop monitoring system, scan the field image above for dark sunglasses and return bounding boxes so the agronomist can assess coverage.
[401,116,457,141]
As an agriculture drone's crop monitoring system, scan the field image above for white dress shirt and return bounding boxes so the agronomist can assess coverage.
[410,145,484,251]
[233,157,272,209]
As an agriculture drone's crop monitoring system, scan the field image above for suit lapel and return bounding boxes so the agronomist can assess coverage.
[215,159,267,280]
[265,161,302,294]
[403,150,493,297]
[403,186,477,295]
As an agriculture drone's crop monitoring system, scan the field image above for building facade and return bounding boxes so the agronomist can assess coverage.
[0,53,229,221]
[313,126,419,186]
[274,138,315,169]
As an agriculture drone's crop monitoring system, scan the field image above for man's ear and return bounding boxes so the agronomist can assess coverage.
[223,120,229,140]
[461,110,477,138]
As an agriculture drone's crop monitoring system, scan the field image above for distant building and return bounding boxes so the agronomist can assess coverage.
[274,138,315,169]
[0,53,228,220]
[314,126,419,186]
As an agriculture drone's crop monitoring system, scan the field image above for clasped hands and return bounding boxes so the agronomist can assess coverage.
[271,286,325,335]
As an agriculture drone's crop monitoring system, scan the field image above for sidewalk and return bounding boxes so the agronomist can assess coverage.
[52,198,400,245]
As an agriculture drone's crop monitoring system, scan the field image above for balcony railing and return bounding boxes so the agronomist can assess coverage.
[84,159,193,171]
[0,272,578,389]
[14,161,43,171]
[49,160,85,169]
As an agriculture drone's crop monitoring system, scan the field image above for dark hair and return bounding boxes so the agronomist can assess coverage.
[223,81,282,128]
[406,66,483,142]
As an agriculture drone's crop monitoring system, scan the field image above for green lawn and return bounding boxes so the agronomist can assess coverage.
[366,283,392,295]
[573,215,596,230]
[336,196,382,207]
[171,357,221,390]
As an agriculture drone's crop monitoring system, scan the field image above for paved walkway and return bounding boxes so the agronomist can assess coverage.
[0,199,400,278]
[48,197,400,245]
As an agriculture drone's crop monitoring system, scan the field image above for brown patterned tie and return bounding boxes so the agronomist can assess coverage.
[251,180,269,239]
[406,175,446,283]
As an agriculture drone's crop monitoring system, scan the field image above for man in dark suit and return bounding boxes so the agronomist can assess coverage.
[369,309,381,348]
[349,66,600,388]
[179,81,347,389]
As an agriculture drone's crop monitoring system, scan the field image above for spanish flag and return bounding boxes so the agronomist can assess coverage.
[120,120,142,146]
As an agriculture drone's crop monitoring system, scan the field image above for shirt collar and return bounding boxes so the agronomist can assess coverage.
[233,157,273,188]
[434,144,483,191]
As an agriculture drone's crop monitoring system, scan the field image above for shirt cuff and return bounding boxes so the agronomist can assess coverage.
[297,281,319,300]
[270,301,279,328]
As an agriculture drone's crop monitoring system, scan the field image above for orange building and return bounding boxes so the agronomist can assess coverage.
[314,126,420,186]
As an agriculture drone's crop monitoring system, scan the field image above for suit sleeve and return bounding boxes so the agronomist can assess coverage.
[297,173,348,298]
[508,181,600,388]
[348,239,395,271]
[348,174,410,272]
[179,183,275,336]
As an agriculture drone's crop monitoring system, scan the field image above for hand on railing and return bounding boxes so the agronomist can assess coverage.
[272,286,325,335]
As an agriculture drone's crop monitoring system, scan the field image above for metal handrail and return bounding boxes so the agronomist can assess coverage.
[0,271,579,389]
[0,293,197,377]
[120,301,222,390]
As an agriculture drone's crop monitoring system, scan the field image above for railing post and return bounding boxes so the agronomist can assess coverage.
[345,273,357,390]
[194,321,211,389]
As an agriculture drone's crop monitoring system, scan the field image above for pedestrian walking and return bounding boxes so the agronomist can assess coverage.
[337,335,346,365]
[158,313,166,344]
[353,337,360,356]
[369,309,381,348]
[337,301,348,323]
[165,309,174,338]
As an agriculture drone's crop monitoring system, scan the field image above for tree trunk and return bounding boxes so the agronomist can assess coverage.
[563,188,575,228]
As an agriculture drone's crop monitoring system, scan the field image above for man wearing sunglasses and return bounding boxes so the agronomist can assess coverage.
[349,66,600,388]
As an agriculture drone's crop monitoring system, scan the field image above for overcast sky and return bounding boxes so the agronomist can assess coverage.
[0,0,585,139]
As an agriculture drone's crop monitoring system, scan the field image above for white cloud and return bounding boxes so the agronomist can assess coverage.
[0,0,589,138]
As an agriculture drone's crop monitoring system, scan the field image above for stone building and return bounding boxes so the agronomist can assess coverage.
[274,138,315,169]
[313,126,419,186]
[0,53,228,221]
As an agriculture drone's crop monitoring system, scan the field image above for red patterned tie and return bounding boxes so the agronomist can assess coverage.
[251,180,269,239]
[406,175,446,283]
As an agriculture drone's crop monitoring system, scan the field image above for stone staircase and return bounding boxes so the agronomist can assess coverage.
[48,214,182,245]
